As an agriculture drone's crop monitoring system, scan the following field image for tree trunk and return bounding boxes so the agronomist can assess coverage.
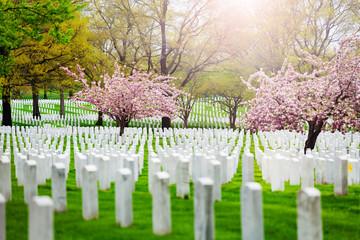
[159,2,171,129]
[158,2,173,129]
[159,0,169,75]
[59,88,65,118]
[2,82,12,126]
[32,84,41,119]
[183,117,188,128]
[69,90,73,98]
[182,107,191,128]
[95,111,103,126]
[304,119,324,154]
[43,84,48,99]
[229,108,237,129]
[115,117,121,128]
[120,124,125,136]
[119,117,129,136]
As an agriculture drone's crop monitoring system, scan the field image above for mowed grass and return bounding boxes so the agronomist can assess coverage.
[19,91,71,100]
[5,134,360,240]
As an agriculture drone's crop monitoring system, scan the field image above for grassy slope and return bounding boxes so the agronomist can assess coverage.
[5,133,360,240]
[19,91,70,100]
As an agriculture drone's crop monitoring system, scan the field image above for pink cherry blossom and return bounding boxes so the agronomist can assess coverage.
[61,63,183,135]
[242,35,360,153]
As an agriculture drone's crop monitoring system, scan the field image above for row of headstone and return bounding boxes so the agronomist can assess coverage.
[73,127,145,191]
[5,97,238,128]
[11,113,98,127]
[14,125,245,238]
[0,181,325,240]
[8,124,145,196]
[0,124,145,237]
[0,193,55,240]
[257,130,359,154]
[0,125,243,210]
[253,130,359,195]
[0,124,329,240]
[0,125,240,205]
[146,128,246,202]
[240,183,323,240]
[183,131,321,240]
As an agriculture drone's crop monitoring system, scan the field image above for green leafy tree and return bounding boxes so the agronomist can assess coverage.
[176,78,205,128]
[12,12,95,119]
[203,66,254,128]
[0,0,83,125]
[244,0,360,72]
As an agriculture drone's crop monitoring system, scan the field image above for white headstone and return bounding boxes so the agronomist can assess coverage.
[0,156,11,201]
[82,165,99,220]
[325,157,334,183]
[115,168,133,227]
[99,155,111,191]
[208,160,221,202]
[191,153,201,182]
[297,188,322,240]
[17,154,27,186]
[290,158,300,185]
[241,182,264,240]
[148,158,161,194]
[334,156,348,196]
[271,154,284,191]
[0,194,5,240]
[169,153,179,184]
[194,177,214,240]
[29,196,54,240]
[152,172,171,235]
[176,158,190,198]
[218,152,228,184]
[51,163,67,212]
[262,155,270,183]
[226,156,234,182]
[36,154,47,185]
[75,153,87,188]
[24,160,37,204]
[301,154,314,188]
[315,157,326,185]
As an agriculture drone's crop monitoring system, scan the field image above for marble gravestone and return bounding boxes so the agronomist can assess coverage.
[82,165,99,220]
[176,158,190,198]
[208,160,221,201]
[0,194,5,240]
[241,182,264,240]
[51,163,67,212]
[29,196,54,240]
[24,160,37,204]
[242,152,254,183]
[297,188,323,240]
[334,156,348,196]
[152,172,171,235]
[0,156,11,201]
[301,154,314,188]
[194,177,214,240]
[148,158,161,194]
[115,168,133,227]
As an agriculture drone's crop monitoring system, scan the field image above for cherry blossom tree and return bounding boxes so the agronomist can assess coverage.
[242,35,360,153]
[61,63,183,135]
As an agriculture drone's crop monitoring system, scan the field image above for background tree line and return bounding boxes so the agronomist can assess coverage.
[1,0,359,127]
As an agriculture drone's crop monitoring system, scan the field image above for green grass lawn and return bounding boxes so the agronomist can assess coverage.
[4,133,360,240]
[18,90,71,100]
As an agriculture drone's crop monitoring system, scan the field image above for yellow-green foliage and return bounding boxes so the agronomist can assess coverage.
[11,12,102,93]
